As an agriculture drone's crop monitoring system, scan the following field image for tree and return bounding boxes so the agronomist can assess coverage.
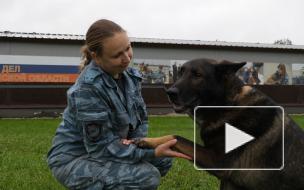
[274,38,292,45]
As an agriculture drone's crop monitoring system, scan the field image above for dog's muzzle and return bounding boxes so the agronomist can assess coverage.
[166,87,179,103]
[166,87,186,113]
[167,86,201,113]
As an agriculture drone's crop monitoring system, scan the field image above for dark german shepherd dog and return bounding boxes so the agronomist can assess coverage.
[136,58,304,190]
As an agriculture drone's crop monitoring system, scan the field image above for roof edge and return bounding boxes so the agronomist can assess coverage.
[1,31,304,51]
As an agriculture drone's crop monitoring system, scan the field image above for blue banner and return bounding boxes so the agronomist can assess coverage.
[0,64,80,74]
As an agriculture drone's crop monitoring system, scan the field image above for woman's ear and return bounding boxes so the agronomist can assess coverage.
[91,52,97,60]
[91,52,101,65]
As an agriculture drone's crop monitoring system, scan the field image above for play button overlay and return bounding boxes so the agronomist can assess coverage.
[225,123,255,153]
[193,106,284,170]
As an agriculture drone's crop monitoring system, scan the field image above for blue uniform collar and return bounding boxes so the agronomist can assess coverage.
[90,61,140,91]
[89,61,117,88]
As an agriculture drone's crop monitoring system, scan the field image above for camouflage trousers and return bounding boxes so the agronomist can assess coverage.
[51,156,172,190]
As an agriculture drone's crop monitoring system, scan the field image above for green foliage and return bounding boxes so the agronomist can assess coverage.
[0,115,303,190]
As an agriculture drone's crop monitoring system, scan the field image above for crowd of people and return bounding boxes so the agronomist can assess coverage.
[137,61,291,86]
[237,63,289,85]
[237,63,264,85]
[138,63,172,84]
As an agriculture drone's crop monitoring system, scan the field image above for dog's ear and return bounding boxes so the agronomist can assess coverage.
[215,60,246,74]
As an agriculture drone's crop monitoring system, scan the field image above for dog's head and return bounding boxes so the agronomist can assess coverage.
[167,58,246,114]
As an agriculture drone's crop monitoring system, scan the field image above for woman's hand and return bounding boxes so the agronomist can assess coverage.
[154,139,192,160]
[121,139,135,145]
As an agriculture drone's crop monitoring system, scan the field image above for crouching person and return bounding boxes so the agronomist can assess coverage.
[47,19,190,190]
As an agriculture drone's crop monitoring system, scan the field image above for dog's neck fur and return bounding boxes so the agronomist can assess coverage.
[196,84,279,150]
[223,76,247,105]
[195,85,256,125]
[232,85,253,102]
[196,81,264,141]
[190,86,252,133]
[192,78,249,121]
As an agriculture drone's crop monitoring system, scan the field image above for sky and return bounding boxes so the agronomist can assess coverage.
[1,0,304,45]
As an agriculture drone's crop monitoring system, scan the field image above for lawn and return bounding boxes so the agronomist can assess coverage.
[0,115,303,190]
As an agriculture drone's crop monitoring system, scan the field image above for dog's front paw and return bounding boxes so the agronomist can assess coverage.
[133,135,176,148]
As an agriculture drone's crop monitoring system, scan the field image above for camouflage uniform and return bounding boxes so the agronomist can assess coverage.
[47,61,172,189]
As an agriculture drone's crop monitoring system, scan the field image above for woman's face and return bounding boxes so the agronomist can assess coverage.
[278,66,285,75]
[95,32,133,77]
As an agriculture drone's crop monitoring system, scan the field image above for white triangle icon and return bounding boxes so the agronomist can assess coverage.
[225,123,255,153]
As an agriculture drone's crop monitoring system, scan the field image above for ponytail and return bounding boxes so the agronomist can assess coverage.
[79,45,92,71]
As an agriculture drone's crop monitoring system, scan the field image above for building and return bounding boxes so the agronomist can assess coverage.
[1,31,304,117]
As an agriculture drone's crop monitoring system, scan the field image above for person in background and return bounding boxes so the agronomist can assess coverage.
[253,62,264,84]
[168,70,173,83]
[236,66,250,84]
[248,67,261,85]
[265,63,289,85]
[47,19,190,190]
[138,62,145,73]
[142,64,153,84]
[172,63,178,82]
[153,65,166,84]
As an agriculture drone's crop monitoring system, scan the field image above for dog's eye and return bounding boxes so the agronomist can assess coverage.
[195,73,202,77]
[178,68,184,76]
[192,71,202,77]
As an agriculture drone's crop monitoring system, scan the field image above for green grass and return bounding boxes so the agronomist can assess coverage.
[0,119,64,190]
[0,115,303,190]
[290,115,304,126]
[149,116,219,190]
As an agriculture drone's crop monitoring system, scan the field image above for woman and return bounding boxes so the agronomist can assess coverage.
[47,19,190,190]
[265,63,289,85]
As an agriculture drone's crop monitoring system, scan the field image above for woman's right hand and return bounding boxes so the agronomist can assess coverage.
[154,139,192,160]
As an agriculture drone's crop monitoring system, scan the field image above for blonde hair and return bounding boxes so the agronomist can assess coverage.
[278,64,287,76]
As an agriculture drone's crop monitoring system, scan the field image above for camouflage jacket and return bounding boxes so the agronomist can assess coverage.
[47,61,155,168]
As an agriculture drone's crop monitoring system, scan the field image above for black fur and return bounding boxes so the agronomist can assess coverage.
[167,58,304,190]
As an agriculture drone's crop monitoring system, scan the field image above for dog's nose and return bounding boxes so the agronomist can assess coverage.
[166,87,179,100]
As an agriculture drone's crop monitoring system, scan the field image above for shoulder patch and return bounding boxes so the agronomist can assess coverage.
[85,123,103,142]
